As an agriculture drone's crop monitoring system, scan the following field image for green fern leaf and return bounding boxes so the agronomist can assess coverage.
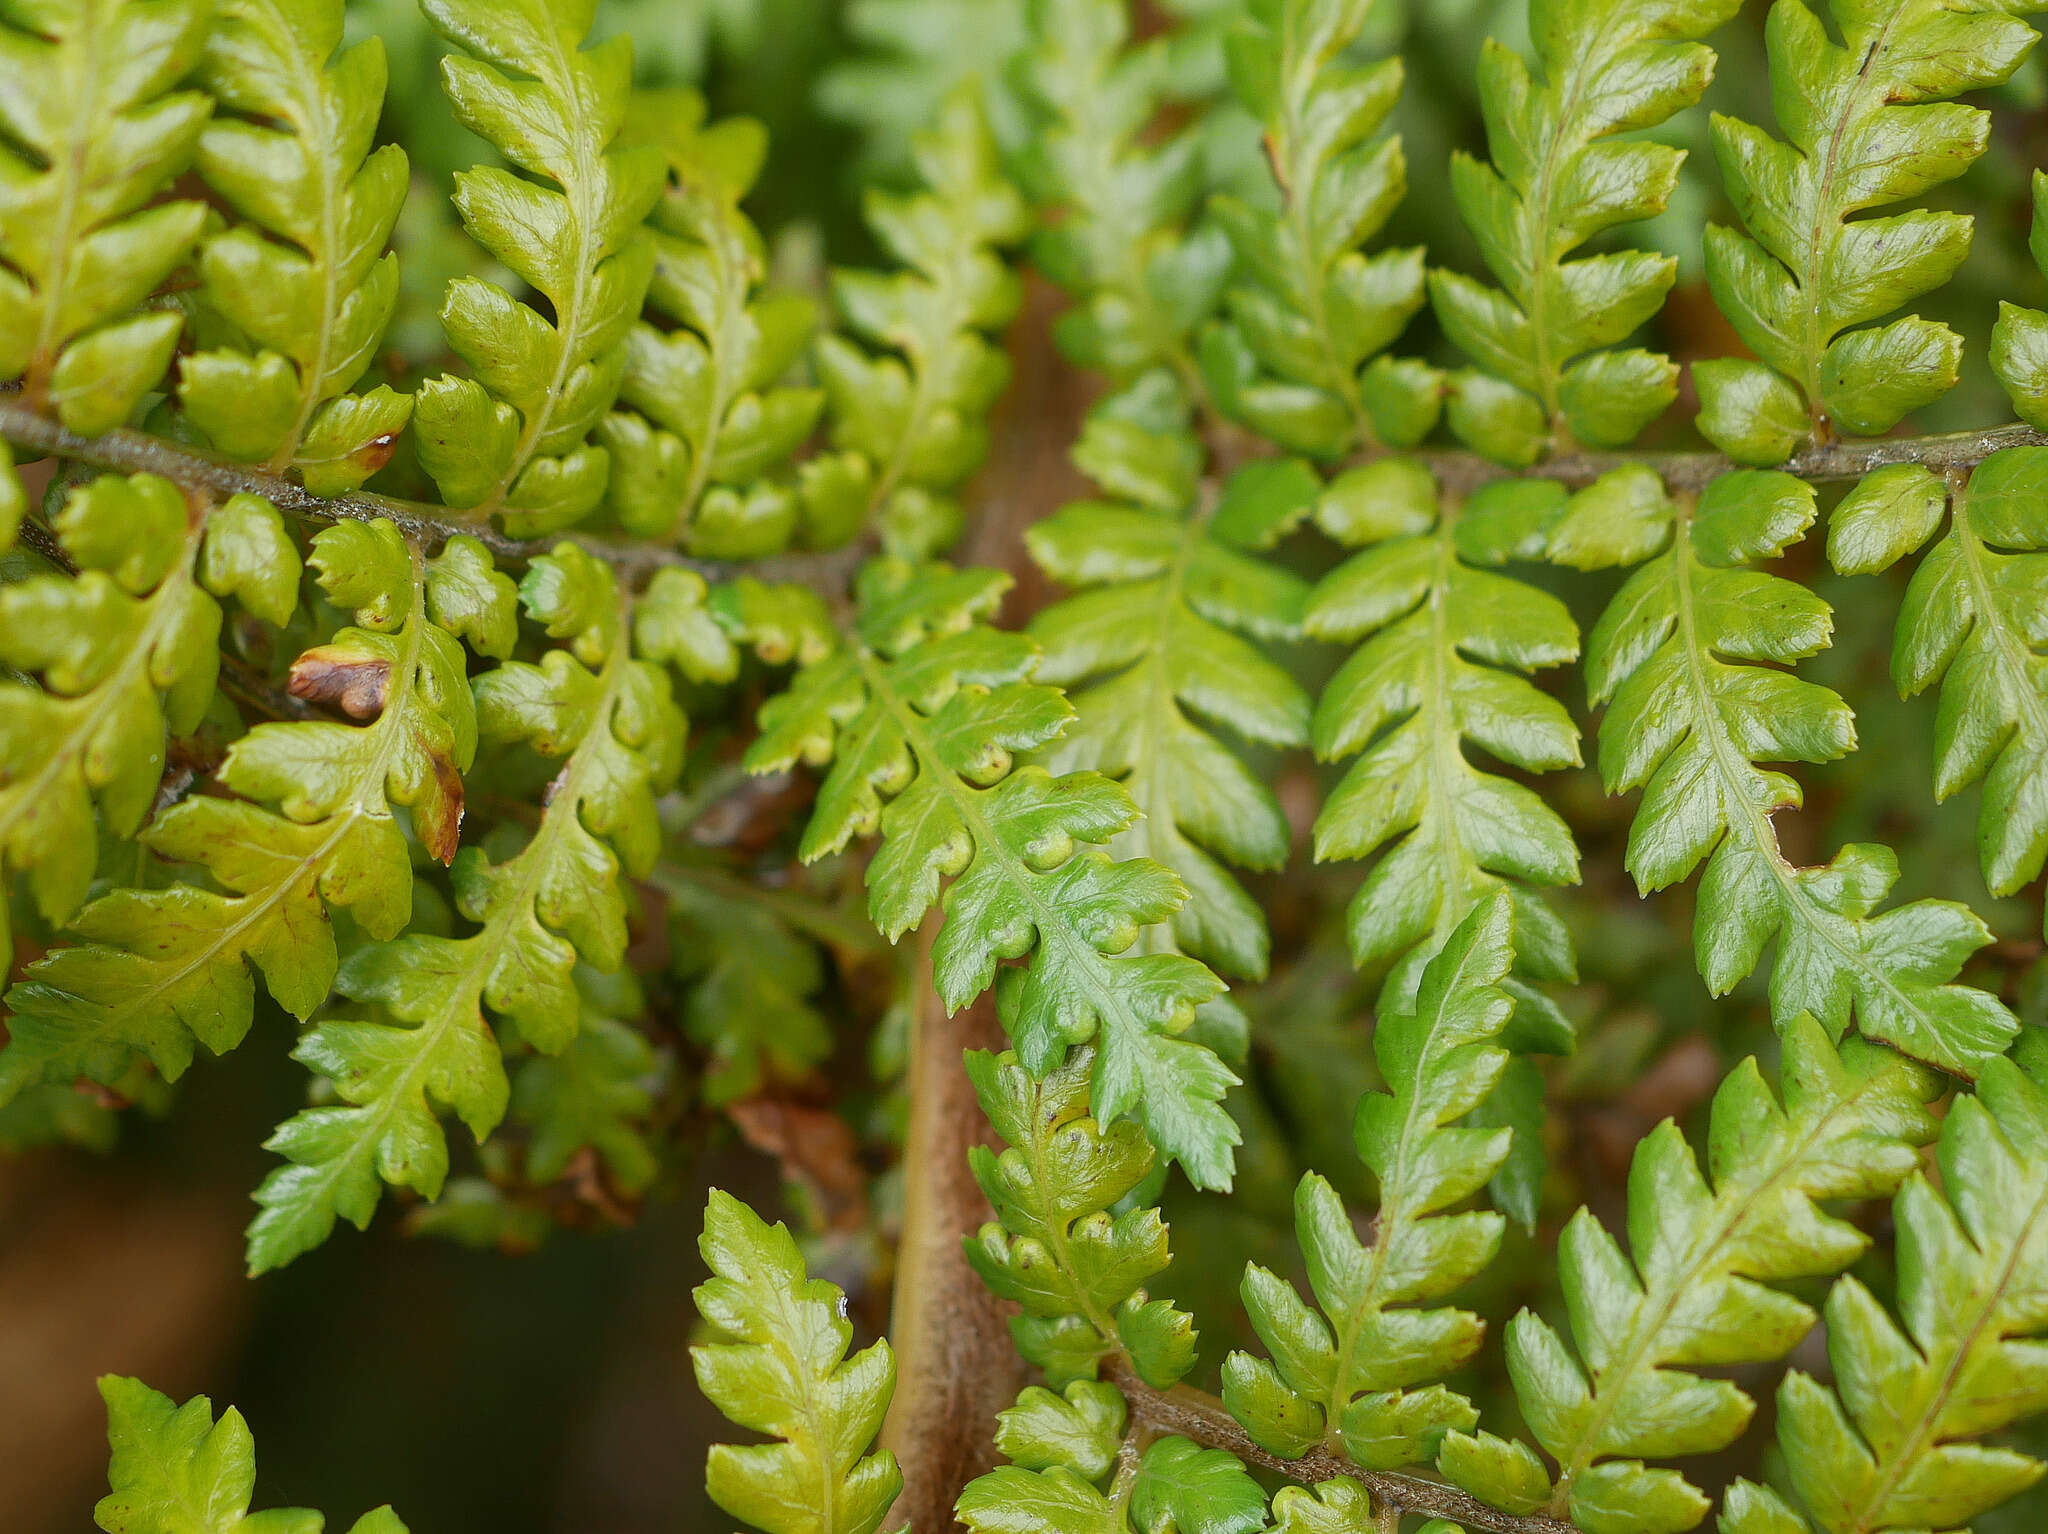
[1224,896,1518,1471]
[1205,0,1437,456]
[1027,404,1313,980]
[1014,0,1229,395]
[816,0,1031,181]
[1718,1048,2048,1534]
[95,1375,406,1534]
[0,475,223,992]
[601,90,823,551]
[1568,468,2017,1074]
[1462,1015,1935,1534]
[694,1188,903,1534]
[1697,0,2040,462]
[1433,0,1737,462]
[663,864,839,1106]
[0,0,211,432]
[509,965,666,1197]
[0,518,496,1106]
[1830,448,2048,928]
[411,0,665,533]
[965,1046,1198,1389]
[182,0,413,492]
[1305,456,1581,1017]
[246,544,684,1272]
[746,557,1239,1186]
[816,90,1028,558]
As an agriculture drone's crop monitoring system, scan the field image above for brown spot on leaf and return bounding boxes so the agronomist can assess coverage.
[288,646,390,718]
[411,747,466,865]
[354,432,401,478]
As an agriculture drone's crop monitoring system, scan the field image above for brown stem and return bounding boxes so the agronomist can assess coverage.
[878,930,1024,1532]
[0,398,869,591]
[1106,1360,1578,1534]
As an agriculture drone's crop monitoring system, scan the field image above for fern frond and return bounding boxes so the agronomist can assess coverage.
[0,474,220,981]
[1204,0,1438,457]
[694,1188,903,1534]
[411,0,664,534]
[1719,1048,2048,1534]
[1027,399,1314,981]
[246,544,683,1272]
[0,0,211,432]
[1562,467,2017,1074]
[0,516,496,1104]
[1013,0,1229,397]
[960,1424,1268,1534]
[182,0,413,492]
[96,1375,407,1534]
[745,557,1239,1186]
[508,965,666,1198]
[1432,0,1737,463]
[1443,1016,1936,1533]
[1305,457,1581,1019]
[600,90,823,553]
[1697,0,2042,463]
[1829,447,2048,930]
[1223,895,1519,1473]
[816,91,1028,558]
[662,862,837,1105]
[965,1046,1199,1390]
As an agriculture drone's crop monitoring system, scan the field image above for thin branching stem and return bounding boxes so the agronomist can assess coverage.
[0,396,869,589]
[1107,1361,1577,1534]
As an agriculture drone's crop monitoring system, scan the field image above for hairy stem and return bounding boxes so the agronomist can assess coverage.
[879,941,1024,1532]
[1107,1361,1577,1534]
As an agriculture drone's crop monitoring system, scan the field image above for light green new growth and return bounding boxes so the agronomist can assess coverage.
[602,90,823,552]
[815,91,1028,559]
[411,0,664,533]
[247,544,684,1273]
[1,515,495,1108]
[0,475,220,990]
[1014,0,1229,398]
[1460,1017,1934,1533]
[1223,896,1519,1473]
[1304,457,1580,1021]
[183,0,413,492]
[0,0,211,434]
[694,1189,903,1534]
[964,1046,1198,1391]
[1720,1046,2048,1534]
[1698,0,2042,463]
[1434,0,1738,463]
[1028,393,1314,981]
[95,1375,406,1534]
[1565,467,2016,1075]
[1205,0,1438,456]
[745,557,1240,1187]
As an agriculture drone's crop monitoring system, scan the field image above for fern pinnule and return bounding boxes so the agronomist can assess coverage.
[746,556,1240,1186]
[411,0,665,535]
[1433,0,1739,463]
[1204,0,1437,457]
[1443,1016,1936,1532]
[1557,467,2018,1075]
[1027,393,1314,982]
[1697,0,2042,463]
[1223,896,1520,1474]
[1720,1047,2048,1534]
[0,0,212,433]
[246,543,684,1272]
[182,0,413,492]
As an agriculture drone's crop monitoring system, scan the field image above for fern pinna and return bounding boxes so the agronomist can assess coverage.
[6,0,2048,1531]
